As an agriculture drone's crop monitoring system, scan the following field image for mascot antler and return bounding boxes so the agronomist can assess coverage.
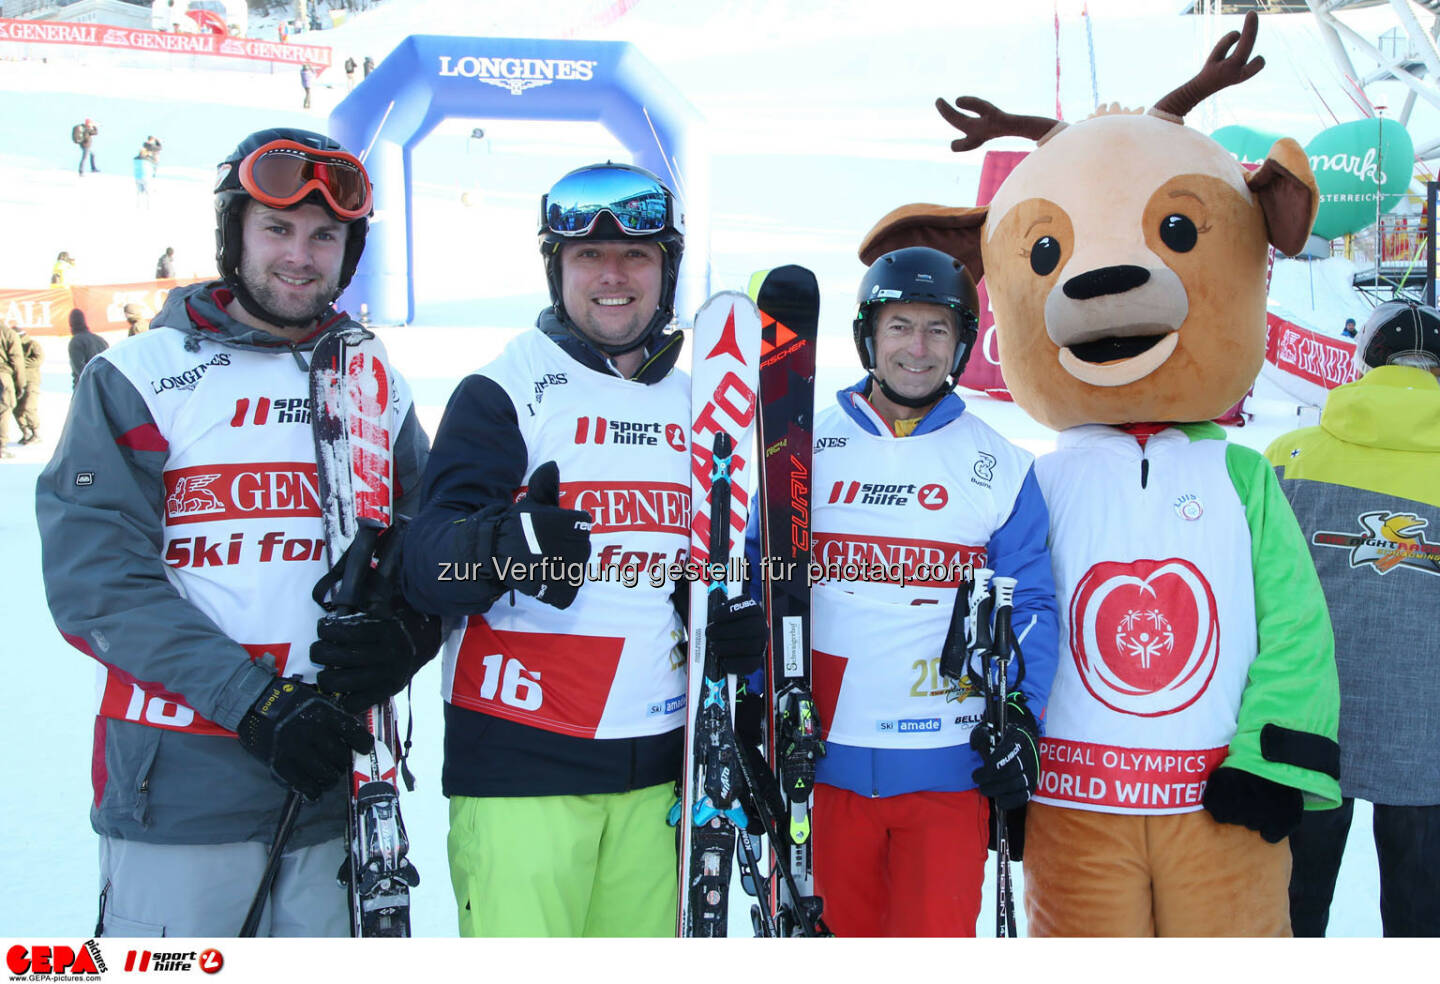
[935,96,1064,152]
[1152,10,1264,121]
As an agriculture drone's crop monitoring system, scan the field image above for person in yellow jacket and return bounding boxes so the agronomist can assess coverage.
[51,251,75,286]
[1266,300,1440,937]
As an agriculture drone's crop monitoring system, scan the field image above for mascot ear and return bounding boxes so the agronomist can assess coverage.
[859,204,988,277]
[1245,137,1319,257]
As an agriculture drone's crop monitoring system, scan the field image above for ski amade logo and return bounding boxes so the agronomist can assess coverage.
[1069,557,1220,717]
[6,942,106,979]
[1312,511,1440,578]
[877,717,943,734]
[122,948,223,974]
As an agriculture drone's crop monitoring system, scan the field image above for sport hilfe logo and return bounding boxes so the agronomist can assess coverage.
[122,948,223,973]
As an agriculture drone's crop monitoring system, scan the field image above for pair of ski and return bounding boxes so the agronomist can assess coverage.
[677,267,827,938]
[242,326,418,937]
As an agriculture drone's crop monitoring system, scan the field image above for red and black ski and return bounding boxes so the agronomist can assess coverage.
[676,292,762,937]
[750,265,827,937]
[309,325,419,938]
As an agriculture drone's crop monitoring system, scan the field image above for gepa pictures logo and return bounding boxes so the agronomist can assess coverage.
[6,942,105,978]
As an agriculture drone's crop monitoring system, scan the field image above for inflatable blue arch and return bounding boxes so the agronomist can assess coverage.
[330,36,708,325]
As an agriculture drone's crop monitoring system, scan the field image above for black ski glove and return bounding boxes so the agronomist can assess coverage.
[733,677,767,752]
[707,596,768,676]
[970,697,1041,811]
[493,460,593,609]
[237,678,373,801]
[1202,766,1304,843]
[312,601,442,713]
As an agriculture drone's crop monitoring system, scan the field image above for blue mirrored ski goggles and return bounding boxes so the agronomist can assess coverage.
[541,166,681,238]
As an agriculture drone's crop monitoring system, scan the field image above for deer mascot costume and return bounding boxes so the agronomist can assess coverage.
[861,14,1342,935]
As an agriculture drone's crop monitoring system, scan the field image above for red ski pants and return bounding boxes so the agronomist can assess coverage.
[813,783,989,937]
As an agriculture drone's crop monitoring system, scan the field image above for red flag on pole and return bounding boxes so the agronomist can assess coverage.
[1055,2,1063,121]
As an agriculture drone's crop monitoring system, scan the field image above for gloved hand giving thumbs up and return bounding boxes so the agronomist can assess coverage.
[493,460,594,609]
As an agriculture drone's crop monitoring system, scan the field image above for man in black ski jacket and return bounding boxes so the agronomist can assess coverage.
[66,309,108,390]
[402,162,765,937]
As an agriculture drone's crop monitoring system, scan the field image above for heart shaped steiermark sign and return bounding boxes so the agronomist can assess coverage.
[1069,557,1219,717]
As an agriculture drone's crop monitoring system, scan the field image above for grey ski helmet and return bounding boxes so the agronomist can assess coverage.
[853,247,980,408]
[213,127,372,325]
[538,162,684,356]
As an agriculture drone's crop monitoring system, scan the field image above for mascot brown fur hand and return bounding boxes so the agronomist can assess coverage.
[861,12,1343,936]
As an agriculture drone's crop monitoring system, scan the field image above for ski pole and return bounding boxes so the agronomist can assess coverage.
[239,791,302,937]
[989,575,1019,939]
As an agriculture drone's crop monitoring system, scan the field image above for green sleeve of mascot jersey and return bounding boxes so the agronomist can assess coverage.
[1216,434,1342,810]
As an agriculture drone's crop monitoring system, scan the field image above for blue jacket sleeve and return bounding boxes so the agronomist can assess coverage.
[985,465,1060,725]
[400,373,527,616]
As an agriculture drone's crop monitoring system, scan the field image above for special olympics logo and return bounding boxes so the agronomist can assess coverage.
[1069,557,1219,717]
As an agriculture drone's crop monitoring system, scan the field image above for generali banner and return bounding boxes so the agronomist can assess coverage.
[0,279,207,336]
[1265,311,1360,389]
[0,18,332,69]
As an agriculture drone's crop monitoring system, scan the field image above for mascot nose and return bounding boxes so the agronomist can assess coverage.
[1063,265,1151,300]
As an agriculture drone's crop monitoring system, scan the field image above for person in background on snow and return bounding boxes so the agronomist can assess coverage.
[300,64,314,109]
[0,318,24,458]
[51,251,75,286]
[66,308,107,390]
[1342,317,1357,340]
[133,148,155,208]
[156,246,175,280]
[344,56,357,89]
[13,323,43,446]
[363,55,375,77]
[401,162,767,937]
[36,127,440,937]
[123,303,149,337]
[72,118,99,175]
[740,247,1058,936]
[1267,301,1440,938]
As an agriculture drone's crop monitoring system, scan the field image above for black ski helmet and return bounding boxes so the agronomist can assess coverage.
[853,247,980,407]
[213,127,371,323]
[1354,300,1440,372]
[538,162,684,357]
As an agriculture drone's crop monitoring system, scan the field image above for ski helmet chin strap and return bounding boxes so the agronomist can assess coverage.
[872,371,955,410]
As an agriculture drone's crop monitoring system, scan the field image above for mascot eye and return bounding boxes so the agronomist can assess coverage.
[1030,236,1061,276]
[1160,214,1198,253]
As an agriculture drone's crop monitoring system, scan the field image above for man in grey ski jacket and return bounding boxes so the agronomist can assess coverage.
[36,128,437,937]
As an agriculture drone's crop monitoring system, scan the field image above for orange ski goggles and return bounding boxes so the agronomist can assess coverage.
[234,139,372,221]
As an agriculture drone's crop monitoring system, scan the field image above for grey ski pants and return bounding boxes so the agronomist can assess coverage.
[97,835,349,937]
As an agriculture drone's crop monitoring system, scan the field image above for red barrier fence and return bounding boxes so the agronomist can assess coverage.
[0,18,331,69]
[0,279,208,336]
[1265,311,1360,392]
